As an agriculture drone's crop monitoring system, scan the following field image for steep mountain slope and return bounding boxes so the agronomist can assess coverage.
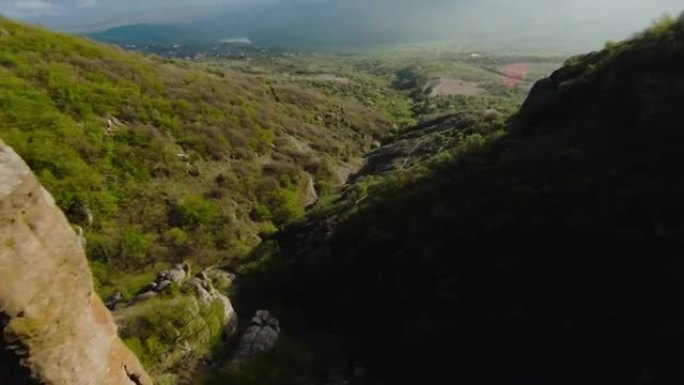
[253,14,684,384]
[0,16,393,291]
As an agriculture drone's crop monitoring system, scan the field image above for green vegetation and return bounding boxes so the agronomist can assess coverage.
[0,14,580,385]
[118,294,227,377]
[199,335,317,385]
[0,16,396,287]
[209,48,561,127]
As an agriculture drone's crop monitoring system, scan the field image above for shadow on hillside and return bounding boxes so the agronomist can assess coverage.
[218,22,684,383]
[230,85,684,384]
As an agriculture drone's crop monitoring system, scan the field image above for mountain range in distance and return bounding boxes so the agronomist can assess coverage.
[85,2,673,54]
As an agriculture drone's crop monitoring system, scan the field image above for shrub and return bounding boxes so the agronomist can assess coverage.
[119,227,155,268]
[120,295,227,375]
[173,195,222,229]
[164,227,190,249]
[645,14,677,37]
[261,188,305,226]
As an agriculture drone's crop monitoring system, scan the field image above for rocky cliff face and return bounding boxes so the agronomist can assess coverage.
[0,139,152,385]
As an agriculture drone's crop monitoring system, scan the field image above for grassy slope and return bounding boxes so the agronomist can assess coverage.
[211,48,560,126]
[258,15,684,384]
[0,17,397,296]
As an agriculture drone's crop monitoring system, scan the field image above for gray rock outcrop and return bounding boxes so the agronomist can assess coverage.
[188,270,238,339]
[232,310,280,362]
[133,262,190,301]
[304,173,319,207]
[126,263,238,340]
[159,262,190,284]
[74,225,87,249]
[105,291,125,311]
[356,114,476,177]
[0,139,152,385]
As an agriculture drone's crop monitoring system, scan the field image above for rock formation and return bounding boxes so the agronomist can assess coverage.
[232,310,280,362]
[0,139,152,385]
[188,269,238,339]
[356,114,476,177]
[303,173,319,207]
[131,262,191,303]
[123,263,239,340]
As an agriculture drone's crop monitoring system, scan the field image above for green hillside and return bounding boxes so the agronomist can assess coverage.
[0,16,545,383]
[0,16,398,292]
[248,14,684,384]
[4,12,684,385]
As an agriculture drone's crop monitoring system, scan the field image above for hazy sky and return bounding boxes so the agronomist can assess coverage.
[1,0,682,49]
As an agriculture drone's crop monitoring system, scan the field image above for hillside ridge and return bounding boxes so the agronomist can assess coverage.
[247,13,684,384]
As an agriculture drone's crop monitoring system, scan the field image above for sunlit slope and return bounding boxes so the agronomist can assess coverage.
[0,16,392,283]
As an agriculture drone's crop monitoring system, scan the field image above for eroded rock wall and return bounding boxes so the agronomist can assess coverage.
[0,139,152,385]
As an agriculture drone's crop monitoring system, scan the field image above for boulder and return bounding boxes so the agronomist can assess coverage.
[134,291,158,302]
[141,282,157,293]
[110,117,125,127]
[188,277,211,302]
[304,173,319,207]
[131,262,190,301]
[188,271,238,339]
[105,291,124,311]
[156,280,173,293]
[169,263,189,284]
[232,310,280,361]
[0,139,152,385]
[218,294,239,339]
[74,225,87,249]
[84,207,94,226]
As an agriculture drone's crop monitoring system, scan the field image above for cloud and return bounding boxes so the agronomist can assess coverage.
[0,0,682,50]
[0,0,99,17]
[1,0,56,16]
[15,0,52,11]
[74,0,97,8]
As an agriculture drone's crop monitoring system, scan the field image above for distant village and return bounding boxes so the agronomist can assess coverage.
[122,39,287,61]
